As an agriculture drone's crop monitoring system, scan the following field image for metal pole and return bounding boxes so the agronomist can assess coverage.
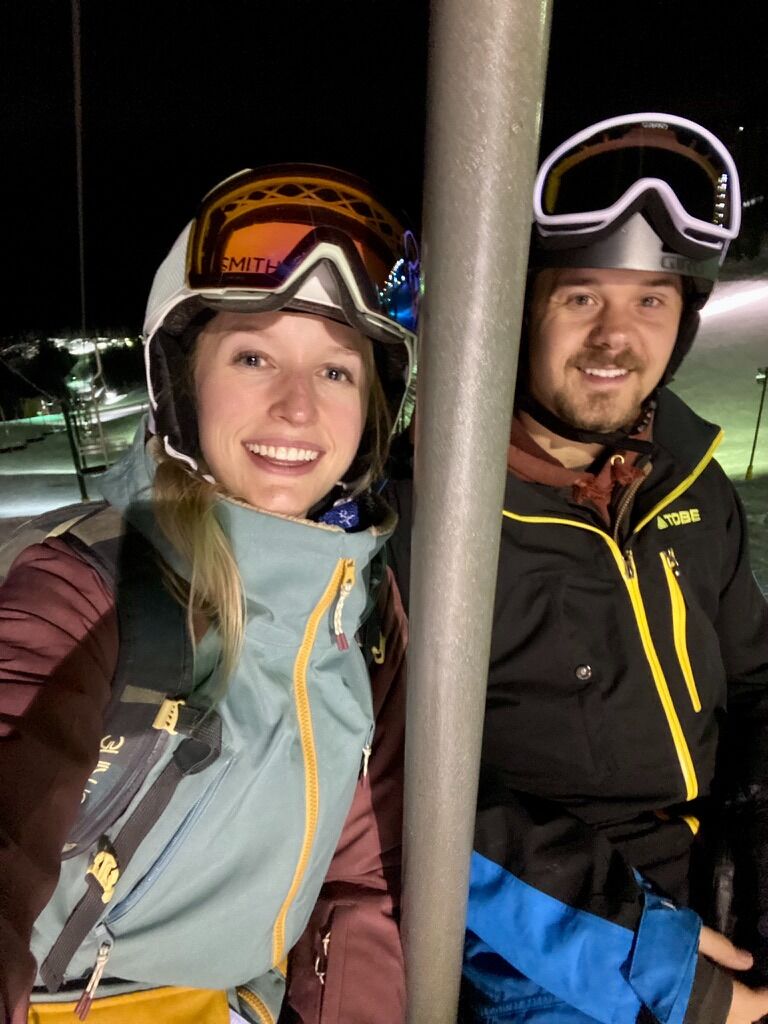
[71,0,87,340]
[402,2,552,1022]
[71,0,112,471]
[91,346,111,465]
[61,400,89,501]
[746,366,767,480]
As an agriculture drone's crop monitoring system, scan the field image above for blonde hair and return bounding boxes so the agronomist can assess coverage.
[152,447,245,686]
[150,330,392,687]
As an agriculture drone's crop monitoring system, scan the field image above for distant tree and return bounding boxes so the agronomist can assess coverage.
[0,358,25,419]
[100,344,145,389]
[22,339,76,400]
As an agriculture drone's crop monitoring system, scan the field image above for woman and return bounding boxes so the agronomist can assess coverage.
[0,165,417,1023]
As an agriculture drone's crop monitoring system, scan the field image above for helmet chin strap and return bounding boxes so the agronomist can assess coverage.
[516,391,656,457]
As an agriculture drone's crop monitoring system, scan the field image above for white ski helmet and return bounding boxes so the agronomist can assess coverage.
[143,163,419,473]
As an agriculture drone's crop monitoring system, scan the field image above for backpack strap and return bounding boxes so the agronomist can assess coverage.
[61,515,208,856]
[39,719,222,993]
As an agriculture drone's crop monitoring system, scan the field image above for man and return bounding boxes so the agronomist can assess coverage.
[391,113,768,1023]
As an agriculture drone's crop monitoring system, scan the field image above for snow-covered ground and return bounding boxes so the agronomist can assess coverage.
[0,389,147,521]
[671,276,768,589]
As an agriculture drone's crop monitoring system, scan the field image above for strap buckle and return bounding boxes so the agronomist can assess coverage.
[86,848,120,904]
[153,697,186,735]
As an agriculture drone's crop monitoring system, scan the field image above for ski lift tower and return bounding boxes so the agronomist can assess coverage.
[402,1,552,1021]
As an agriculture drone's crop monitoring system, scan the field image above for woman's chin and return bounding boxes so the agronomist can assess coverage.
[235,483,316,520]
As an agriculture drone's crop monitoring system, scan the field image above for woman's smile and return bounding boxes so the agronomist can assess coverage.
[243,438,324,475]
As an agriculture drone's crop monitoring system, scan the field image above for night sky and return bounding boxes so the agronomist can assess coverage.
[5,0,768,337]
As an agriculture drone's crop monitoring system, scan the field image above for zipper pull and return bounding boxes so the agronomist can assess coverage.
[74,941,112,1020]
[360,723,375,779]
[314,930,332,986]
[371,630,386,665]
[314,953,325,986]
[333,559,356,651]
[665,547,680,576]
[623,549,636,579]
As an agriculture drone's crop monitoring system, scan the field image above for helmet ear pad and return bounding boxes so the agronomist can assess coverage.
[661,286,702,385]
[148,309,217,462]
[336,343,400,493]
[148,327,200,460]
[662,307,700,385]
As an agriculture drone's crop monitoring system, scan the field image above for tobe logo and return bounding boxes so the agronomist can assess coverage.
[656,508,701,530]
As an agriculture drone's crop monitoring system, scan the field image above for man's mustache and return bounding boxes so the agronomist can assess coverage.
[568,350,642,372]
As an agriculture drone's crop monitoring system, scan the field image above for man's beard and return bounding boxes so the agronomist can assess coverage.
[551,351,645,433]
[551,388,644,433]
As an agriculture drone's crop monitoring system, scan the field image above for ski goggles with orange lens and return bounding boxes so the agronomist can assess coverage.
[534,113,741,261]
[185,164,420,342]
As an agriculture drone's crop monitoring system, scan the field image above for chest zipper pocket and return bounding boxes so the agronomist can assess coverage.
[104,754,233,926]
[660,548,701,713]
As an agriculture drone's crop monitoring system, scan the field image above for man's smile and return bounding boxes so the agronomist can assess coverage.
[581,367,629,379]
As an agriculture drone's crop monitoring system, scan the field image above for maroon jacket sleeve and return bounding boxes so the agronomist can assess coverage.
[0,539,117,1024]
[283,568,408,1024]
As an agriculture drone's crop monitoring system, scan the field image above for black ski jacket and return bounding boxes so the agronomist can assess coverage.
[388,388,768,1024]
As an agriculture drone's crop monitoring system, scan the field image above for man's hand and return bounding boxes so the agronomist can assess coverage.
[699,926,753,971]
[728,981,768,1024]
[699,926,768,1023]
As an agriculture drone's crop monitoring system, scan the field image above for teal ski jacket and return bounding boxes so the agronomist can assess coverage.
[0,427,396,1023]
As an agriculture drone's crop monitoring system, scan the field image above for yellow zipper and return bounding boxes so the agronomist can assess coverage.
[501,511,698,801]
[622,549,698,800]
[660,548,701,713]
[236,986,276,1024]
[333,558,357,650]
[272,557,351,967]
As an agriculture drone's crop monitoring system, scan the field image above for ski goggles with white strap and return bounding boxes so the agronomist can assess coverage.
[185,164,420,343]
[534,113,741,263]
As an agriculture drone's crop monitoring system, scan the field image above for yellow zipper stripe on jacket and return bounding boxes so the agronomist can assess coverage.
[632,431,719,726]
[660,549,702,712]
[501,512,698,800]
[621,548,698,800]
[632,430,723,537]
[236,987,276,1024]
[272,557,349,967]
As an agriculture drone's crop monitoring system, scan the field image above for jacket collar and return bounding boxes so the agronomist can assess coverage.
[504,389,722,524]
[99,421,394,633]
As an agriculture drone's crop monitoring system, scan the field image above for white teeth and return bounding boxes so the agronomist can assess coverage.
[583,367,628,378]
[246,443,319,462]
